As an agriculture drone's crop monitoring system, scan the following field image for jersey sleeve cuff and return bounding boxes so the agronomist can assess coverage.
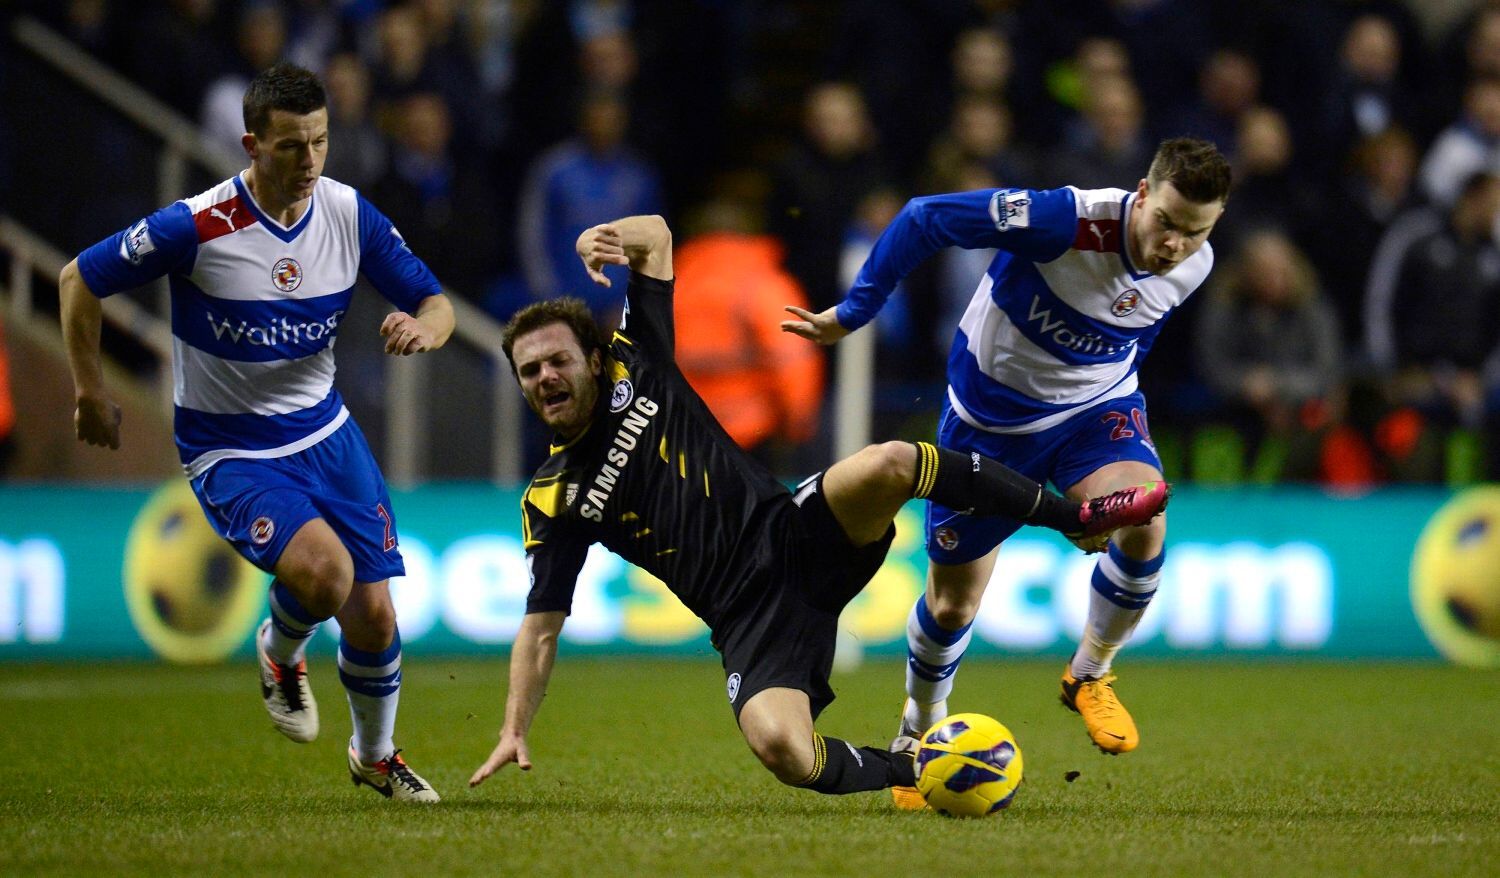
[834,300,866,331]
[75,258,113,299]
[628,271,675,293]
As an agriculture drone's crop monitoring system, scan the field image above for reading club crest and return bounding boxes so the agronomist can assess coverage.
[272,257,303,292]
[1111,289,1140,317]
[610,378,635,412]
[934,527,960,552]
[250,516,276,545]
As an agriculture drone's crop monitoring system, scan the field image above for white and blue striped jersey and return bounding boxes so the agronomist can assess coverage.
[837,186,1213,433]
[77,173,442,476]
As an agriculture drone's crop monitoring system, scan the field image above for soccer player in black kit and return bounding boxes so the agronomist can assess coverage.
[469,215,1169,797]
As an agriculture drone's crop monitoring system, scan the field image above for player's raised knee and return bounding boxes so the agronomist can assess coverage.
[747,726,814,785]
[857,441,917,493]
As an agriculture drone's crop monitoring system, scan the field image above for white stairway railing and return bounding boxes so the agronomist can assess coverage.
[11,16,522,484]
[13,14,878,482]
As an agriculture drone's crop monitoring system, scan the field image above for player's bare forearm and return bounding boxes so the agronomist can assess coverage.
[576,215,672,285]
[412,293,455,349]
[469,611,563,787]
[503,611,564,737]
[59,259,122,449]
[60,260,105,396]
[379,292,453,355]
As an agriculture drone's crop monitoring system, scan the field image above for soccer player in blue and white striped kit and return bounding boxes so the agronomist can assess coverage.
[60,63,453,802]
[784,138,1230,807]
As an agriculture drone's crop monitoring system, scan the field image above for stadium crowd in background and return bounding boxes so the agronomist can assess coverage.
[11,0,1500,485]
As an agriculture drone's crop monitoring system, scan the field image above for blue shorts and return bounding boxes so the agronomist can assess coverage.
[926,392,1162,565]
[189,419,405,582]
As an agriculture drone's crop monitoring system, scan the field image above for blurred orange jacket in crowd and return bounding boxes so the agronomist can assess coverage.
[0,318,13,445]
[672,233,824,451]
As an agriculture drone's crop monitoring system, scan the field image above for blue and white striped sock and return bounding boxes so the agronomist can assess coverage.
[905,595,974,726]
[339,630,403,764]
[1071,543,1163,679]
[264,579,325,666]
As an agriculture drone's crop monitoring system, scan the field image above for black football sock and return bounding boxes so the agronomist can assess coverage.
[794,734,915,794]
[910,441,1081,533]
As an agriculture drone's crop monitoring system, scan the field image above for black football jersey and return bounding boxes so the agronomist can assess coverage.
[520,272,791,632]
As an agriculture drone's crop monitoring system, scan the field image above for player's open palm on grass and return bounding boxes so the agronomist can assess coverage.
[469,731,531,787]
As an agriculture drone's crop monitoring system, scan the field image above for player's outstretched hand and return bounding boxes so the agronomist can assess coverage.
[380,311,436,355]
[576,223,630,287]
[75,395,122,449]
[780,305,850,346]
[469,730,532,787]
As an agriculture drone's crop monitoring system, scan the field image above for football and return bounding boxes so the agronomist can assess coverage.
[1411,486,1500,667]
[123,480,267,662]
[915,712,1024,817]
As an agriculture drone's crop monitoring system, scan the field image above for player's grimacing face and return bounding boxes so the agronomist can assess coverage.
[512,322,602,437]
[250,108,329,202]
[1129,179,1223,275]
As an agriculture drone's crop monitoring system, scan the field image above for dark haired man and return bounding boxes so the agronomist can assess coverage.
[468,215,1168,797]
[784,137,1231,805]
[60,63,452,802]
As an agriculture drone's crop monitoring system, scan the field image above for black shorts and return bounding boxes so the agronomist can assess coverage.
[714,472,896,722]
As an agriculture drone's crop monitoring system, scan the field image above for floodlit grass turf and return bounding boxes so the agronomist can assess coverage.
[3,658,1497,878]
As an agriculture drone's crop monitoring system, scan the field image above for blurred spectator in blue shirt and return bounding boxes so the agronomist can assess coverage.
[517,89,663,327]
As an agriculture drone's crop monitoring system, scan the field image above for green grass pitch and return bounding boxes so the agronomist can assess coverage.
[3,657,1497,877]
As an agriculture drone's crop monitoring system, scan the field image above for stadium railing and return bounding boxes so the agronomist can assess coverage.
[1,215,174,406]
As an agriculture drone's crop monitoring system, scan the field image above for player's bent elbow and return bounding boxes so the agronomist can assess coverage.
[643,217,672,260]
[642,214,671,242]
[900,196,931,227]
[628,216,674,279]
[59,258,91,299]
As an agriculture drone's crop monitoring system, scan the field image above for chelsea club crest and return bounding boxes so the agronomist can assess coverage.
[610,378,634,412]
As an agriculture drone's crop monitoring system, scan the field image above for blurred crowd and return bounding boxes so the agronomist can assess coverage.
[12,0,1500,486]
